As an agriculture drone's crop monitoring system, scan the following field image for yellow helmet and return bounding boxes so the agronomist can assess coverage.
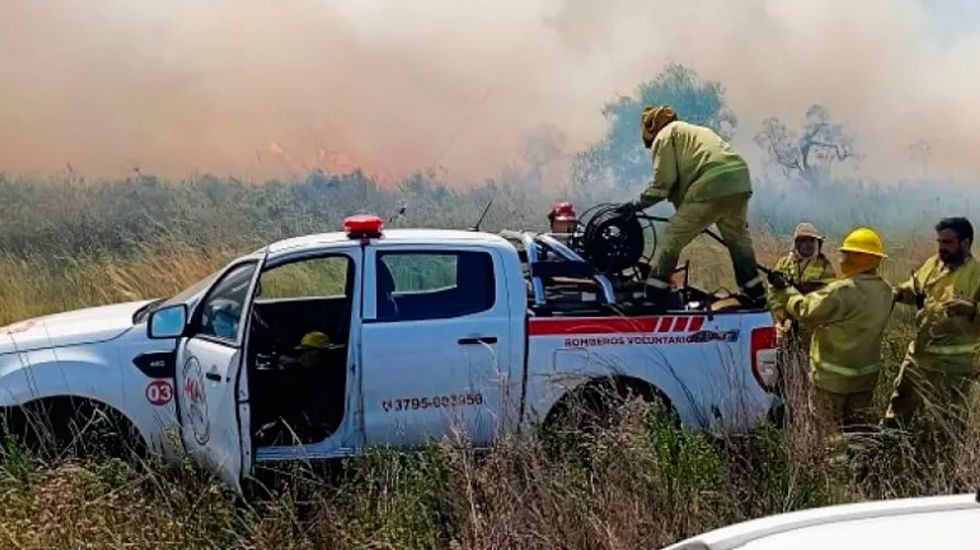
[296,331,330,350]
[839,228,887,258]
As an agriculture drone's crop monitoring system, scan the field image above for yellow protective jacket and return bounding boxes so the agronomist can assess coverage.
[638,121,752,209]
[768,252,837,322]
[895,254,980,374]
[774,272,895,394]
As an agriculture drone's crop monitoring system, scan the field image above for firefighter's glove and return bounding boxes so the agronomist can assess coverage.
[767,271,791,291]
[891,287,904,303]
[616,201,639,217]
[942,298,976,319]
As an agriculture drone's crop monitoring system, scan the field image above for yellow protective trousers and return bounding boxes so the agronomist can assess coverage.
[645,191,762,293]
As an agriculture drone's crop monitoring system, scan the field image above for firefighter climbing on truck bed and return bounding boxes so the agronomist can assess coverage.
[885,216,980,433]
[768,228,893,432]
[618,106,765,308]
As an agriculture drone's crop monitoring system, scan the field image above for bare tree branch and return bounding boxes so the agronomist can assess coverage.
[754,104,857,188]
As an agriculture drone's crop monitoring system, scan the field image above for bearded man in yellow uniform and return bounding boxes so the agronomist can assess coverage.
[885,217,980,431]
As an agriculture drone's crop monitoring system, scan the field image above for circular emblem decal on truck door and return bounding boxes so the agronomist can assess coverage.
[181,356,210,445]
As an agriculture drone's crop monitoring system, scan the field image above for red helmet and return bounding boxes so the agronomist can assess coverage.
[548,201,577,222]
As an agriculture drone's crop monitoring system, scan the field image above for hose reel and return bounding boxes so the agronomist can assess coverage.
[568,203,658,282]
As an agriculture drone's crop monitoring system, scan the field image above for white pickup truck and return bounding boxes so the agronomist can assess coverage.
[0,214,779,493]
[661,492,980,549]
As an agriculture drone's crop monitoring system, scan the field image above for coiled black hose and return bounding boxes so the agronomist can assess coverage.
[576,204,647,275]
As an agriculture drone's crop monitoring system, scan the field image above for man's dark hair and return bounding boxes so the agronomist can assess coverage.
[936,217,974,243]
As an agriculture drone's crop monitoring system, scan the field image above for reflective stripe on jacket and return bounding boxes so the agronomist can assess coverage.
[896,254,980,374]
[775,272,895,394]
[638,121,752,209]
[773,252,837,285]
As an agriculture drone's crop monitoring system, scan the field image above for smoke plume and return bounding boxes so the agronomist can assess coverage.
[0,0,977,184]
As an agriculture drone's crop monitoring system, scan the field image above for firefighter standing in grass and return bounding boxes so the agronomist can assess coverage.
[768,223,837,395]
[619,106,765,308]
[769,222,837,337]
[769,228,894,431]
[884,217,980,431]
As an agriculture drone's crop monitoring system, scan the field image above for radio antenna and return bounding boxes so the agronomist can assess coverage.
[387,204,408,224]
[468,199,494,232]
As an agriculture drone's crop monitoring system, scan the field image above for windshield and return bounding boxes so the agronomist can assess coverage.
[133,269,222,324]
[162,271,222,309]
[134,248,269,324]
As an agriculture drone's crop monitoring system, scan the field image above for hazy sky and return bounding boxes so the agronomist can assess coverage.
[1,0,979,185]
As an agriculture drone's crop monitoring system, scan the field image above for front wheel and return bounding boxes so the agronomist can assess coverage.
[0,398,145,462]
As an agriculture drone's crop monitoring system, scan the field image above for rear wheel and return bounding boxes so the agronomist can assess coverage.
[540,377,677,459]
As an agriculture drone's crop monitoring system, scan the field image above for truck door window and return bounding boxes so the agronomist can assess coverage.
[196,262,258,345]
[251,254,354,344]
[257,256,349,299]
[376,251,495,322]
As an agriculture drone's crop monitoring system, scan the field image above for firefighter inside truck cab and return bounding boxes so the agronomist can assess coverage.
[254,329,347,445]
[280,331,336,368]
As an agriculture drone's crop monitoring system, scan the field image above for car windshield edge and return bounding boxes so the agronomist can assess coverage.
[133,270,222,324]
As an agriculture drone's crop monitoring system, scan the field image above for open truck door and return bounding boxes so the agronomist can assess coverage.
[148,255,265,494]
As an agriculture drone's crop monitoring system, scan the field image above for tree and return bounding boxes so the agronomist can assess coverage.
[753,104,857,188]
[908,139,931,180]
[571,63,738,190]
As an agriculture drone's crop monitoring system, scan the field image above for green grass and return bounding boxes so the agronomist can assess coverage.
[2,171,980,549]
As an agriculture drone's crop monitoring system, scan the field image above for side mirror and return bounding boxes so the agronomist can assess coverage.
[148,304,188,339]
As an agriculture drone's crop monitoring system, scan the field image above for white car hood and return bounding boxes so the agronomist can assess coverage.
[0,299,154,354]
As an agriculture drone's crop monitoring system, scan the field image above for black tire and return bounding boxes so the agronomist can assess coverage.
[540,377,677,459]
[0,398,145,462]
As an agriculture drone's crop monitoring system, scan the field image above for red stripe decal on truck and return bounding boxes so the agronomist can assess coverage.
[689,316,705,331]
[673,316,690,332]
[528,316,705,336]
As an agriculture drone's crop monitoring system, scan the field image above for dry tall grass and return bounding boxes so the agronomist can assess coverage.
[1,225,979,550]
[0,241,234,326]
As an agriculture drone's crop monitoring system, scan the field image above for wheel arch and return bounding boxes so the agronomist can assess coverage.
[0,395,149,459]
[541,373,680,429]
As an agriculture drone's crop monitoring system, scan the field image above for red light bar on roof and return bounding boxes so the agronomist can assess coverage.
[344,215,384,239]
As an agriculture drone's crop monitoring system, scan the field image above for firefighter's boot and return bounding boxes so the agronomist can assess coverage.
[739,278,768,308]
[643,279,682,310]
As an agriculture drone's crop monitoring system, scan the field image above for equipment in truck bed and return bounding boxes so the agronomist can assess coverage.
[499,218,759,317]
[573,203,655,283]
